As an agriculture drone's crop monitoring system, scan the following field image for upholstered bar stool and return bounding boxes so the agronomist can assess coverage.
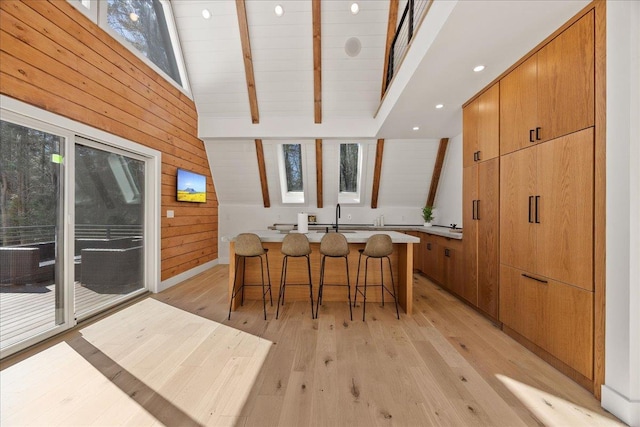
[277,233,314,319]
[228,233,272,320]
[353,234,400,321]
[315,232,352,320]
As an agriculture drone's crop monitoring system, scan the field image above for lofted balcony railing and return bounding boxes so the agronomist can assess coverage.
[385,0,433,93]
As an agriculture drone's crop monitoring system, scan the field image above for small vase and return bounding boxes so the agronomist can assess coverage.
[424,222,432,227]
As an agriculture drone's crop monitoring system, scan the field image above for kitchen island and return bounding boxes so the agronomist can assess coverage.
[228,230,420,315]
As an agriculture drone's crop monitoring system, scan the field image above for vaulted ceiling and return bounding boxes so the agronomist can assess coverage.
[172,0,590,140]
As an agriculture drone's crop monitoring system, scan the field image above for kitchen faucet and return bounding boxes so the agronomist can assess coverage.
[334,203,341,232]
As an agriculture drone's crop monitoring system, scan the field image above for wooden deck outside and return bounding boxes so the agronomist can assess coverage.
[0,282,138,350]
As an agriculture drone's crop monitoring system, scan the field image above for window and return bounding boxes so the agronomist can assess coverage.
[278,144,305,204]
[106,0,182,86]
[339,143,362,204]
[68,0,188,91]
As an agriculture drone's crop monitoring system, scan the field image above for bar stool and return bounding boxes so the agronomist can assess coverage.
[228,233,272,320]
[277,233,314,319]
[315,232,352,320]
[353,234,399,321]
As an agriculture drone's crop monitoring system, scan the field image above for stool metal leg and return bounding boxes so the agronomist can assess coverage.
[387,256,400,319]
[315,255,326,319]
[353,252,363,308]
[362,256,370,321]
[380,257,385,307]
[265,252,273,306]
[306,255,314,319]
[259,256,267,320]
[228,254,242,320]
[276,255,288,319]
[345,256,352,320]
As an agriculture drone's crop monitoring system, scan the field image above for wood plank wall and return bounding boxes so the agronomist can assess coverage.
[0,0,218,281]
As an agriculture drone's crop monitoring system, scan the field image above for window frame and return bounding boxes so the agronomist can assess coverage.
[67,0,190,96]
[277,143,306,205]
[338,142,364,205]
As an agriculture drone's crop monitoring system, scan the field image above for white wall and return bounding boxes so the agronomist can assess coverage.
[433,132,463,228]
[601,1,640,425]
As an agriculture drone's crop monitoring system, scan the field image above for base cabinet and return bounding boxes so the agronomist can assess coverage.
[419,233,463,295]
[499,264,593,379]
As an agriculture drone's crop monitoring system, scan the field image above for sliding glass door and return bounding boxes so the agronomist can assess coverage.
[1,100,158,358]
[0,120,67,353]
[74,138,146,319]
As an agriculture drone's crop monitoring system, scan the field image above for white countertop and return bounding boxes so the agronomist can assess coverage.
[234,230,420,244]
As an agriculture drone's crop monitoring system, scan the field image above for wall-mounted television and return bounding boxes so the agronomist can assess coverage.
[176,168,206,203]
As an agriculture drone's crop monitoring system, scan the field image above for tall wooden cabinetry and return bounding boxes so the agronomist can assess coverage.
[497,10,597,388]
[500,10,594,155]
[461,7,600,392]
[462,83,500,318]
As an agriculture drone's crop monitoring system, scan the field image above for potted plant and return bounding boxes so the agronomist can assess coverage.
[422,205,434,227]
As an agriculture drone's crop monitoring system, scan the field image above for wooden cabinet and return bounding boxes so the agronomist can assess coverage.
[422,233,443,285]
[500,11,594,155]
[443,242,463,297]
[500,128,593,290]
[463,158,500,317]
[463,83,500,168]
[500,264,593,379]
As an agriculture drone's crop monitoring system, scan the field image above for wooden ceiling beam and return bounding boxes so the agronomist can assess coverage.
[236,0,259,123]
[254,139,270,208]
[315,139,323,208]
[371,139,385,209]
[312,0,322,123]
[381,0,399,96]
[426,137,449,207]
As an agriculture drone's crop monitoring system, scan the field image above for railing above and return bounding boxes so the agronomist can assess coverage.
[385,0,433,93]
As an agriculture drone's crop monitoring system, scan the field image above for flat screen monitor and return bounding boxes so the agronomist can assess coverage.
[176,168,206,203]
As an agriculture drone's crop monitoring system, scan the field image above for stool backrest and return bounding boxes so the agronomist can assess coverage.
[235,233,265,257]
[363,234,393,257]
[320,233,349,257]
[281,233,311,256]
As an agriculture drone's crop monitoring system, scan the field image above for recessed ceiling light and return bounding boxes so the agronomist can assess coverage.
[412,126,420,131]
[202,9,211,19]
[350,3,360,14]
[129,12,139,22]
[435,104,444,109]
[275,4,284,16]
[473,65,485,72]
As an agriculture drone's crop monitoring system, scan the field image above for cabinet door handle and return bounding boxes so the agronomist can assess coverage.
[472,200,476,220]
[473,152,477,161]
[535,127,542,141]
[476,200,480,220]
[528,196,534,223]
[427,243,431,250]
[445,249,450,257]
[535,195,541,223]
[476,151,481,161]
[521,273,548,284]
[529,129,535,143]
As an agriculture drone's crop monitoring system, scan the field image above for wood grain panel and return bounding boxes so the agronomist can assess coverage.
[312,0,321,124]
[315,139,323,208]
[537,11,595,142]
[371,139,384,209]
[427,138,449,207]
[537,129,593,290]
[0,0,218,280]
[462,101,478,168]
[477,158,500,318]
[381,0,399,97]
[462,165,478,299]
[255,139,271,208]
[592,0,606,399]
[476,83,500,161]
[236,0,259,124]
[499,56,537,155]
[499,149,536,272]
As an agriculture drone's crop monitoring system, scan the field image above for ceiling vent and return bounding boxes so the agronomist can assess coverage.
[345,37,361,57]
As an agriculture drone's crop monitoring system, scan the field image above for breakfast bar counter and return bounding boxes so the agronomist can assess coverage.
[229,230,420,315]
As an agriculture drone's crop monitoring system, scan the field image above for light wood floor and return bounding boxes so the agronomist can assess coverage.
[0,265,624,426]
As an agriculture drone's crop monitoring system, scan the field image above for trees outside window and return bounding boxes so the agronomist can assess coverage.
[283,144,303,192]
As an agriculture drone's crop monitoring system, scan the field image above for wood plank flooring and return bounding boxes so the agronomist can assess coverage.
[0,265,624,426]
